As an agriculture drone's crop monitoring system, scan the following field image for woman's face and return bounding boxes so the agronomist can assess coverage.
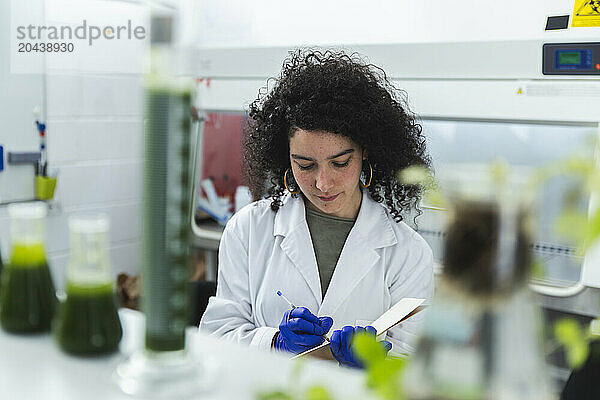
[288,129,365,219]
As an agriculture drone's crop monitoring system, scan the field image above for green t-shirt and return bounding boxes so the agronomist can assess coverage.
[305,206,356,297]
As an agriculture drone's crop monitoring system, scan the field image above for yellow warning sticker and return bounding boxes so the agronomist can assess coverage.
[572,0,600,27]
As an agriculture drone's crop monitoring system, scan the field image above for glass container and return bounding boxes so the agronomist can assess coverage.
[0,202,56,333]
[114,9,213,396]
[54,214,122,355]
[404,171,553,400]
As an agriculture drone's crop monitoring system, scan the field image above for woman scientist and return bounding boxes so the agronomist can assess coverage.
[200,50,434,368]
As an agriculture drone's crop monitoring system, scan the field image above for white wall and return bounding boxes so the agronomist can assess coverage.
[41,72,144,288]
[0,0,44,203]
[1,0,146,289]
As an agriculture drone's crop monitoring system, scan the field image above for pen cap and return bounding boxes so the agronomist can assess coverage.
[67,213,112,286]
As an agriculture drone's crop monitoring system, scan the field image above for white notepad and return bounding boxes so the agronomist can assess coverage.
[291,297,426,360]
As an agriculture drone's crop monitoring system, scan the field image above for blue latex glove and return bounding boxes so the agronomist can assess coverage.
[274,307,334,354]
[329,325,393,368]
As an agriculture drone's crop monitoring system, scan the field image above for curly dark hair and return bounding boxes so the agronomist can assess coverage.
[244,49,431,222]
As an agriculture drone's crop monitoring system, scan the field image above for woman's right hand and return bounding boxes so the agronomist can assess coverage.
[273,307,333,354]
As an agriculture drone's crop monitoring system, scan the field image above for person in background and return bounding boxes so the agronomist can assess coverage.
[200,49,434,368]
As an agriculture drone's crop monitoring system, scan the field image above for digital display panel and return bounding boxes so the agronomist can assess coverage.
[554,49,593,70]
[558,51,581,65]
[543,43,599,75]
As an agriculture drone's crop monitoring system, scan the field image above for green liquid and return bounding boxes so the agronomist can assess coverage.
[145,333,185,352]
[142,88,192,352]
[0,262,57,333]
[54,282,122,355]
[0,248,3,285]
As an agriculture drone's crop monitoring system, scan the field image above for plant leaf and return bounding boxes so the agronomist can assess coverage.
[554,209,587,248]
[585,209,600,247]
[305,385,333,400]
[256,390,295,400]
[353,334,387,366]
[554,318,590,369]
[398,166,431,186]
[530,257,546,280]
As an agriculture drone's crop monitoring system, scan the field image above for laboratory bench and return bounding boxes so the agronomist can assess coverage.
[0,308,371,400]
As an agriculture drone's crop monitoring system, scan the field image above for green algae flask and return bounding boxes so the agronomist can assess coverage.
[54,214,122,355]
[0,202,57,333]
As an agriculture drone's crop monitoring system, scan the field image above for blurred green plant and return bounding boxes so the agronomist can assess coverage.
[398,149,600,372]
[539,151,600,370]
[353,333,408,400]
[398,165,445,208]
[256,359,335,400]
[256,332,411,400]
[531,154,600,253]
[554,318,600,369]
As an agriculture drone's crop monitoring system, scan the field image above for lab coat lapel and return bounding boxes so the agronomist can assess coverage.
[319,190,397,317]
[274,194,323,307]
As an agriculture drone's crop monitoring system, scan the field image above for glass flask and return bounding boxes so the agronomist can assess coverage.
[404,176,553,400]
[0,202,57,333]
[54,214,122,355]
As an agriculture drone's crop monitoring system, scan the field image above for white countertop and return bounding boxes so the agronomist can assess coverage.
[0,308,372,400]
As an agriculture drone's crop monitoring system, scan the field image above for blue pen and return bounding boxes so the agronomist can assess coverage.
[276,290,296,309]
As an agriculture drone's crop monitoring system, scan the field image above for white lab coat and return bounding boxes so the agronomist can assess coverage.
[200,189,434,354]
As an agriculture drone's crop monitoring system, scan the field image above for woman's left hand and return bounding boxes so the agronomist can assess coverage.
[329,325,392,368]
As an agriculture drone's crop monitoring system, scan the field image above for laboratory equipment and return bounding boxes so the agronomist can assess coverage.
[197,178,232,225]
[142,82,192,352]
[113,77,204,397]
[33,106,47,177]
[404,176,552,399]
[0,202,56,333]
[191,37,600,289]
[113,9,211,389]
[54,214,122,355]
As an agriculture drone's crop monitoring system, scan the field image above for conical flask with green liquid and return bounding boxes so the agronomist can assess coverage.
[54,214,122,355]
[0,202,57,333]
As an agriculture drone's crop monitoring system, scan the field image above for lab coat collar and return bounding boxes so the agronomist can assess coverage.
[274,193,322,305]
[273,190,397,248]
[320,189,397,317]
[274,190,398,312]
[350,189,397,249]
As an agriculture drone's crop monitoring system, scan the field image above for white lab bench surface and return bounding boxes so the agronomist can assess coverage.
[1,308,372,400]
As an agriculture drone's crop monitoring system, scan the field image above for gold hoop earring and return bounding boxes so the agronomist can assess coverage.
[284,168,300,194]
[360,162,373,188]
